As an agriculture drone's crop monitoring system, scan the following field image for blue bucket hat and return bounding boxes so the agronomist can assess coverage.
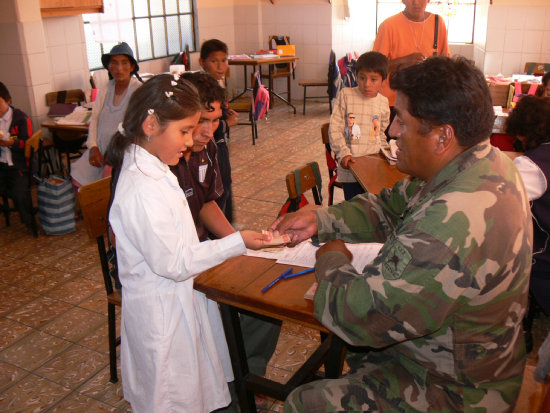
[101,42,139,75]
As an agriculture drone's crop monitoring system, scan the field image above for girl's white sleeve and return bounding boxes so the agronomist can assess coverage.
[514,155,547,201]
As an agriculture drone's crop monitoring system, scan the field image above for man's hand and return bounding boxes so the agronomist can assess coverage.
[241,230,271,250]
[268,209,318,246]
[89,146,104,167]
[340,155,355,169]
[226,109,239,127]
[316,239,353,261]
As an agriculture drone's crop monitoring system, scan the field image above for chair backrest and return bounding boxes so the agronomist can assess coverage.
[79,176,120,295]
[286,161,323,205]
[25,130,42,160]
[268,35,292,72]
[524,62,550,76]
[45,89,86,106]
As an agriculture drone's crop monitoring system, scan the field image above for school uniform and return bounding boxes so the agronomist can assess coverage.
[109,144,246,413]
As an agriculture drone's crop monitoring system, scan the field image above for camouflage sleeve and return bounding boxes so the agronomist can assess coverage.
[312,174,528,349]
[315,177,422,244]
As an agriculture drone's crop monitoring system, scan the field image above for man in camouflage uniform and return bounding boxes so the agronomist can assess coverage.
[271,56,532,412]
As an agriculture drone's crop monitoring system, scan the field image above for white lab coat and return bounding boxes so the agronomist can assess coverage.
[109,144,246,413]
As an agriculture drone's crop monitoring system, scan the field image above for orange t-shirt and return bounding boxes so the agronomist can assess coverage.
[373,12,450,106]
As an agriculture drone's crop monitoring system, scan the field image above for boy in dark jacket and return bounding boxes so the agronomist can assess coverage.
[0,81,33,229]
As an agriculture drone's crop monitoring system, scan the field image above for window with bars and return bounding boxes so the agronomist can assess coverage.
[84,0,197,71]
[376,0,476,44]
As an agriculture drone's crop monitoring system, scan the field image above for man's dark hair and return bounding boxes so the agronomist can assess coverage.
[0,82,12,103]
[390,56,494,147]
[200,39,228,61]
[537,71,550,97]
[179,72,226,112]
[506,96,550,151]
[355,51,389,80]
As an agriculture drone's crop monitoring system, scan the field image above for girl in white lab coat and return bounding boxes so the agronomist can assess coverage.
[107,74,267,413]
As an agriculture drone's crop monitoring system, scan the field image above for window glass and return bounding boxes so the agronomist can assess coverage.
[166,16,181,55]
[133,0,149,18]
[135,18,153,60]
[151,17,168,58]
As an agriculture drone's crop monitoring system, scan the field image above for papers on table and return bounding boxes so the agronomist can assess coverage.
[247,240,383,273]
[228,54,252,60]
[55,106,92,125]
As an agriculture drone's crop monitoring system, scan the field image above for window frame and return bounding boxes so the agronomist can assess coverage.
[84,0,198,71]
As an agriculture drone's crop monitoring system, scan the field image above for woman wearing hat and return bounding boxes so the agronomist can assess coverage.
[71,42,142,187]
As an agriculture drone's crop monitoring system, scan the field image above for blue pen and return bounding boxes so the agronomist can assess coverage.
[261,268,293,293]
[284,268,315,279]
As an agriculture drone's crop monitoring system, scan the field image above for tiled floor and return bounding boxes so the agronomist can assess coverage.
[0,100,548,412]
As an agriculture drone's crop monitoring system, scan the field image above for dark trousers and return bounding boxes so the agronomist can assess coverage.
[0,163,31,225]
[216,142,233,223]
[343,182,365,201]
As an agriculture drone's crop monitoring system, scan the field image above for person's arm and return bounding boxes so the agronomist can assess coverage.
[329,91,352,166]
[5,109,31,156]
[514,155,546,201]
[199,200,236,239]
[113,184,246,282]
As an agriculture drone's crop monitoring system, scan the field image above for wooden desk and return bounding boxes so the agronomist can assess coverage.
[229,55,299,114]
[350,151,522,194]
[41,118,88,175]
[194,255,345,412]
[350,154,408,193]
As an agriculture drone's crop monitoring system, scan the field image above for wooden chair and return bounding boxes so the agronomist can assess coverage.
[78,176,121,383]
[226,68,258,145]
[0,130,53,237]
[45,89,86,106]
[299,79,330,115]
[321,123,343,205]
[285,161,323,213]
[259,35,293,107]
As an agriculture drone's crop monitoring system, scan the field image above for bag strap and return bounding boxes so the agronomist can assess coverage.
[433,14,439,56]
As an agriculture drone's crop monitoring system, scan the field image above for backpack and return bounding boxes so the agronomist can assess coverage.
[252,71,269,121]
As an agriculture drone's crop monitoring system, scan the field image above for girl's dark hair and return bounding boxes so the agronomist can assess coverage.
[505,96,550,151]
[106,74,201,171]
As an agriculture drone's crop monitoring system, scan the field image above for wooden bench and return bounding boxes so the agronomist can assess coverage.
[298,79,330,115]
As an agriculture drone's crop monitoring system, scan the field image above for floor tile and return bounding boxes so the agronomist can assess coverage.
[0,286,40,317]
[78,290,110,315]
[6,295,72,329]
[50,250,99,275]
[49,392,117,412]
[16,267,76,294]
[0,373,71,412]
[41,306,105,342]
[0,318,33,351]
[34,344,107,389]
[77,364,127,409]
[0,330,71,371]
[45,277,103,305]
[0,360,28,393]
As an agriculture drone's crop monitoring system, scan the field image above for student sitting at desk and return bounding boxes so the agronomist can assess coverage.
[107,74,269,413]
[271,56,531,413]
[170,72,281,412]
[329,51,390,200]
[506,95,550,317]
[71,42,142,188]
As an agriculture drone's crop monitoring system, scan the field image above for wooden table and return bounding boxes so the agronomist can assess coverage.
[229,55,299,114]
[349,154,408,193]
[350,151,522,194]
[194,255,345,413]
[41,118,88,175]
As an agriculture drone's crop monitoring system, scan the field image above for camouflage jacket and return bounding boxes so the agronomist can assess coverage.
[314,141,532,412]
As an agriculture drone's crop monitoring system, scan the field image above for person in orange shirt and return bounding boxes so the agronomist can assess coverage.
[373,0,450,108]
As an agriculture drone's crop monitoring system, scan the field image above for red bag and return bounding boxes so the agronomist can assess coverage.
[278,194,309,216]
[253,71,269,120]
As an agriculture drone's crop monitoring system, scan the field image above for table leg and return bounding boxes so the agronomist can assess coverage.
[230,66,251,103]
[219,303,257,413]
[266,63,297,114]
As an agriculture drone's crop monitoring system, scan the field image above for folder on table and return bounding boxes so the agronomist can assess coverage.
[276,45,296,57]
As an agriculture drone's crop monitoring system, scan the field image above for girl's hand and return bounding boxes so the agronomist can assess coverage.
[241,230,271,250]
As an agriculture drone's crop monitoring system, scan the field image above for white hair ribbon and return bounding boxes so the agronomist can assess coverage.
[147,108,155,115]
[117,122,126,136]
[165,91,174,98]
